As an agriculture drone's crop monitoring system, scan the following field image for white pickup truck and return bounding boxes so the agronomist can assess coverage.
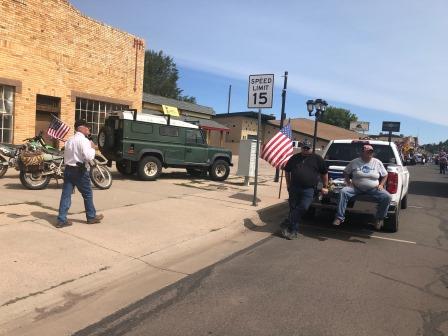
[310,140,410,232]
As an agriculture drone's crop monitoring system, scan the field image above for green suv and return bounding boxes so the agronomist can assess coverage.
[98,110,232,181]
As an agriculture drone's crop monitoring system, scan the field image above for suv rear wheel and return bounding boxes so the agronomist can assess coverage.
[209,159,230,181]
[138,156,162,181]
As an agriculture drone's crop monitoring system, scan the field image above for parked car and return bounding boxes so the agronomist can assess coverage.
[309,139,410,232]
[98,110,233,181]
[414,153,424,164]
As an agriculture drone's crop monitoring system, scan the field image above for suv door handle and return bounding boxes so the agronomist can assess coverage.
[186,148,192,153]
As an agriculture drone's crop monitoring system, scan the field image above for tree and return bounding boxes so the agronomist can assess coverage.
[143,50,196,104]
[320,106,358,129]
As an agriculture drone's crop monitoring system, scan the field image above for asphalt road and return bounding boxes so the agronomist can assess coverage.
[74,165,448,336]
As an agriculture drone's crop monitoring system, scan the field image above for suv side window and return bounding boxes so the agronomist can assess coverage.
[186,129,205,144]
[160,126,179,137]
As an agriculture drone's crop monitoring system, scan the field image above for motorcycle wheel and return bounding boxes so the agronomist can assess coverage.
[0,157,8,177]
[90,165,112,190]
[19,171,51,190]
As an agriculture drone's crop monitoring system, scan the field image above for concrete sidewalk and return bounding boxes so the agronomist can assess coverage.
[0,158,289,335]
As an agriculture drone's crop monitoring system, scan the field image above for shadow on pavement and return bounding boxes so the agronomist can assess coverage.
[31,211,86,226]
[409,181,448,198]
[244,205,377,244]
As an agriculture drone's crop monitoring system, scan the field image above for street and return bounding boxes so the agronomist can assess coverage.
[74,164,448,336]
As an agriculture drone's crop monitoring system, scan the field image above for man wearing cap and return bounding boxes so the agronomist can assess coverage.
[56,120,104,228]
[333,144,391,230]
[283,139,329,240]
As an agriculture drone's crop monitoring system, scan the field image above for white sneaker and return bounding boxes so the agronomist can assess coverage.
[333,218,343,226]
[374,219,383,230]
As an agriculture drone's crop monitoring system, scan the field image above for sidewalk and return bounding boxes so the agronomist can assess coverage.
[0,158,289,335]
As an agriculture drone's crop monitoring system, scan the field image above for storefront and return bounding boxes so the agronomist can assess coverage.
[0,0,145,144]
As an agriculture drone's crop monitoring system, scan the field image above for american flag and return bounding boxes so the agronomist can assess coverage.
[261,123,293,168]
[47,116,70,140]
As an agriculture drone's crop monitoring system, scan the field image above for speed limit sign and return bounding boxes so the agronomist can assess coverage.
[248,74,274,108]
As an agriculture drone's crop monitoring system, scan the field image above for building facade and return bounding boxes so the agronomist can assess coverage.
[214,113,362,155]
[0,0,145,144]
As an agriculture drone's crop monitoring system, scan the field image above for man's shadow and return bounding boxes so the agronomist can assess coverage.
[244,210,374,244]
[31,211,86,226]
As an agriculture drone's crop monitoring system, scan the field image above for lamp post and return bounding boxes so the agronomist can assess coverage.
[306,98,328,153]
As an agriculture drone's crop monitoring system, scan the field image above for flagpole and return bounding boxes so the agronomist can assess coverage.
[278,169,284,199]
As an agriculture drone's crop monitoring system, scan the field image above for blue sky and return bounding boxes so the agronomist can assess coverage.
[70,0,448,144]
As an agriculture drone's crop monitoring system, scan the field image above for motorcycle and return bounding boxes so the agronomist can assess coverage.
[18,133,113,190]
[0,143,23,177]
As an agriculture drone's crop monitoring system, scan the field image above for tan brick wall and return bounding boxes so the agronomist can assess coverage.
[0,0,145,143]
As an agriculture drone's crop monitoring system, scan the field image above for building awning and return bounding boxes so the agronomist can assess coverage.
[183,118,229,131]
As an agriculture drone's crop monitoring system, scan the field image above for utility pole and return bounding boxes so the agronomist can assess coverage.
[274,71,288,182]
[227,85,232,114]
[253,108,262,206]
[312,114,319,153]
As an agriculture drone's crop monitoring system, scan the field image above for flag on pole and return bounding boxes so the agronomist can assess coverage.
[261,122,293,168]
[47,116,70,140]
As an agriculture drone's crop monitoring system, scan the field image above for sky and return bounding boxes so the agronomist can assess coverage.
[70,0,448,144]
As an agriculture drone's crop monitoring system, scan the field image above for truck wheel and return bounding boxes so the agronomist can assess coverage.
[209,159,230,181]
[98,126,115,152]
[138,156,162,181]
[401,194,408,209]
[384,205,400,233]
[116,160,137,176]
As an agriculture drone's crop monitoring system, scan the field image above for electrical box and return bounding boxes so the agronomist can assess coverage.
[237,139,258,177]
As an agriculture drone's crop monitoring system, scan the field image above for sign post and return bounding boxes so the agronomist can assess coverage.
[382,121,401,144]
[248,74,274,206]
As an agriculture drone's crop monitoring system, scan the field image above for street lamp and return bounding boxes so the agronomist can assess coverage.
[306,98,328,153]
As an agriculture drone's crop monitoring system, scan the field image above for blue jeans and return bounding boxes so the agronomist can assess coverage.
[336,186,391,221]
[57,167,96,223]
[288,187,315,234]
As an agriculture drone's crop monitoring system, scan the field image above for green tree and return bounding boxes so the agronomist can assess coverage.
[143,50,196,104]
[320,106,358,129]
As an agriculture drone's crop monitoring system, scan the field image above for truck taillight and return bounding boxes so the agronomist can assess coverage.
[386,172,398,194]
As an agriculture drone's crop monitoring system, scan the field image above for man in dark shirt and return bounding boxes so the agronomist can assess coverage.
[283,140,329,240]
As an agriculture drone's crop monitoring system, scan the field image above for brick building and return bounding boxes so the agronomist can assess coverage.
[0,0,145,144]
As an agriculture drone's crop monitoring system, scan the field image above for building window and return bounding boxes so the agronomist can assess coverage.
[0,85,14,143]
[75,98,128,138]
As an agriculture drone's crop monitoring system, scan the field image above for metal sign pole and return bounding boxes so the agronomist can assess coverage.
[253,108,262,206]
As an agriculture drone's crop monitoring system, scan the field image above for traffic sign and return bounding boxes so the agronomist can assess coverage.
[248,74,274,108]
[382,121,401,132]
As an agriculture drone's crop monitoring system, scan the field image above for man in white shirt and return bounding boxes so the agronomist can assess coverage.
[333,144,391,230]
[56,120,104,228]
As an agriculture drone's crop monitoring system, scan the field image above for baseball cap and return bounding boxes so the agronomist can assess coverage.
[363,144,374,152]
[301,139,312,149]
[74,119,89,129]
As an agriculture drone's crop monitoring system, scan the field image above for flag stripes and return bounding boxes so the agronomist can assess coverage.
[260,123,293,168]
[47,116,70,140]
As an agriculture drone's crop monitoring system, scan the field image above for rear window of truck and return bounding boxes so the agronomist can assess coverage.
[325,143,397,164]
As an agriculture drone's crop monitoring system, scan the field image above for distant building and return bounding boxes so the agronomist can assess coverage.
[213,112,362,154]
[369,133,419,147]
